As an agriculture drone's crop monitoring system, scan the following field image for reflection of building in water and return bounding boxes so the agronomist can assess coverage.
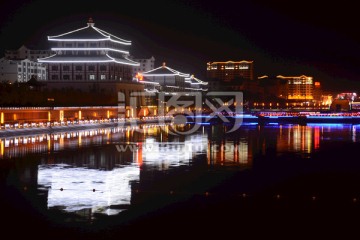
[0,139,4,158]
[141,134,207,170]
[0,127,127,159]
[276,125,313,154]
[38,164,139,215]
[207,139,253,166]
[275,124,354,154]
[37,137,142,216]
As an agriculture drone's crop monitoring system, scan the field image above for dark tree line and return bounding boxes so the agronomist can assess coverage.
[0,80,117,107]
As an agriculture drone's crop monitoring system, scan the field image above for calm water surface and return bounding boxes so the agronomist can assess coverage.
[1,123,360,238]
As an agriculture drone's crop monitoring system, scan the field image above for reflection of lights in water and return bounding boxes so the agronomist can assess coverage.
[37,164,139,215]
[142,134,207,169]
[314,126,320,150]
[0,140,4,157]
[238,141,248,164]
[352,125,356,142]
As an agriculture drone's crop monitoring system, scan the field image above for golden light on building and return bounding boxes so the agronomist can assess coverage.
[59,110,64,122]
[107,110,110,118]
[78,110,82,120]
[0,112,4,124]
[13,113,17,121]
[48,112,51,122]
[278,75,314,100]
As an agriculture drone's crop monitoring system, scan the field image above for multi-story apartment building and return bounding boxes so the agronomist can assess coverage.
[5,45,55,61]
[0,58,47,82]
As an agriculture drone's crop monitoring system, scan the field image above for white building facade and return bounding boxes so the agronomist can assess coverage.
[5,45,55,61]
[38,18,139,82]
[131,56,155,75]
[0,58,47,83]
[138,63,207,94]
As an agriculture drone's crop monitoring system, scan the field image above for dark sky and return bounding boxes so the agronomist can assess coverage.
[0,0,359,93]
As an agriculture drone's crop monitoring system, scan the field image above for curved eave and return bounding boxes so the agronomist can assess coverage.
[184,87,207,91]
[93,26,132,44]
[185,77,208,85]
[143,65,190,77]
[108,54,140,66]
[48,37,131,45]
[48,25,131,45]
[138,81,160,85]
[142,73,181,77]
[48,26,90,39]
[51,47,129,55]
[37,54,140,66]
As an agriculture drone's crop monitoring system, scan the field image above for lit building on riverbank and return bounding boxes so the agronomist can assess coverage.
[277,75,314,100]
[206,60,254,92]
[138,62,208,94]
[206,60,254,81]
[36,18,145,114]
[38,18,140,82]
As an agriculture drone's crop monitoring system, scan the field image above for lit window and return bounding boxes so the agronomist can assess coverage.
[101,75,106,80]
[89,75,95,80]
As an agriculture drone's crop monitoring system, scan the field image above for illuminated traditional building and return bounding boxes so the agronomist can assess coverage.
[206,60,254,82]
[277,75,314,100]
[138,62,208,94]
[38,18,140,81]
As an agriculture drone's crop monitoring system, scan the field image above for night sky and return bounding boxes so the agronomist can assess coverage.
[0,0,359,93]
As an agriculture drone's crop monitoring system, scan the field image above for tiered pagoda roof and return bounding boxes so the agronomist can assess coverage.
[38,18,139,66]
[140,63,208,92]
